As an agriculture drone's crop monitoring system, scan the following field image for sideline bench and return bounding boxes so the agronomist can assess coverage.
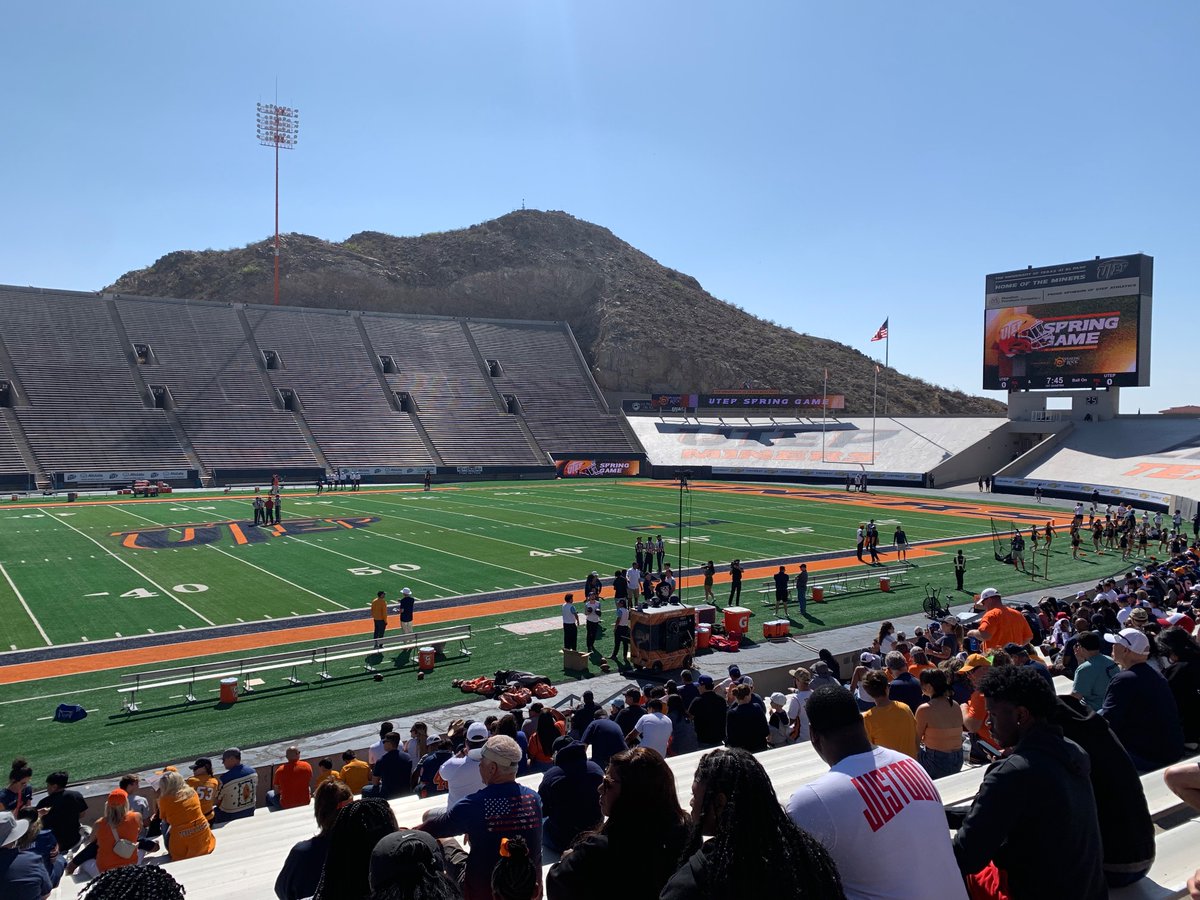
[756,564,910,606]
[117,624,472,711]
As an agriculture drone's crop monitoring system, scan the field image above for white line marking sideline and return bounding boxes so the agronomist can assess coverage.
[0,562,52,646]
[38,508,216,626]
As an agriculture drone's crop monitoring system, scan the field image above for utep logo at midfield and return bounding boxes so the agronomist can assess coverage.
[112,516,380,549]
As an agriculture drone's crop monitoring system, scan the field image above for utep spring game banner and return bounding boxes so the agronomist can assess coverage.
[556,459,641,477]
[983,294,1141,390]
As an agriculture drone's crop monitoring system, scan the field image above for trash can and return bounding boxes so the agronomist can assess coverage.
[218,677,238,704]
[696,624,712,649]
[418,646,436,672]
[880,577,891,593]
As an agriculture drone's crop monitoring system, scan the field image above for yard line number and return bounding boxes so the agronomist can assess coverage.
[347,563,423,576]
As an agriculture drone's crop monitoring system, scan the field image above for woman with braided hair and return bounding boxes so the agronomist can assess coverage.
[660,748,844,900]
[77,865,186,899]
[313,797,399,900]
[490,835,538,900]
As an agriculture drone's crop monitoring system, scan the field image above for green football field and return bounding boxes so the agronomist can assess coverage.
[0,480,1130,779]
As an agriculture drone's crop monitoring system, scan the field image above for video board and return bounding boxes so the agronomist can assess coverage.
[983,254,1152,391]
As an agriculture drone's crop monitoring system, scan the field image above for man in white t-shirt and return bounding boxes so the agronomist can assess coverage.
[631,698,673,756]
[562,593,579,651]
[437,722,489,808]
[584,595,602,652]
[787,686,966,900]
[368,720,394,765]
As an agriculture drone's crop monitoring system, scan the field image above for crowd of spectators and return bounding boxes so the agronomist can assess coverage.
[7,537,1200,898]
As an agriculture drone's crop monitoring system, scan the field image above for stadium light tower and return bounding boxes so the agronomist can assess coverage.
[256,102,299,305]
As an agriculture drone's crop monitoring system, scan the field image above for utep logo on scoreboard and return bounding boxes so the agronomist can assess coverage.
[1096,259,1128,280]
[112,516,380,549]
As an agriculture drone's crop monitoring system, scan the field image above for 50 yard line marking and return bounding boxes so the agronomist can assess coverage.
[0,562,51,646]
[38,508,216,626]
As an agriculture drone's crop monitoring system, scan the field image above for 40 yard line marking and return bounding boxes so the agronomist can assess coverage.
[38,508,216,626]
[0,562,51,646]
[111,506,352,611]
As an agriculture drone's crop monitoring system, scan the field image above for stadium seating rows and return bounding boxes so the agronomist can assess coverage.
[50,739,1198,900]
[0,286,639,483]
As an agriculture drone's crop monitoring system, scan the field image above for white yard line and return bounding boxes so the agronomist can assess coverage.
[283,536,455,594]
[0,562,52,646]
[315,499,566,582]
[205,545,352,610]
[111,506,351,612]
[325,495,621,571]
[39,508,216,626]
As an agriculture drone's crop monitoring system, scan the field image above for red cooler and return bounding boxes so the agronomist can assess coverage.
[418,646,436,672]
[724,606,751,638]
[696,624,712,649]
[812,586,825,603]
[218,677,238,704]
[879,577,890,592]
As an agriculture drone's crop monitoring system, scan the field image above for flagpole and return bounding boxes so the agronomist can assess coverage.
[884,322,889,416]
[872,365,878,464]
[821,367,828,462]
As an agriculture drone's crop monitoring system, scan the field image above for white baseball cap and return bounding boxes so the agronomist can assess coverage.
[1105,628,1151,655]
[979,588,1001,601]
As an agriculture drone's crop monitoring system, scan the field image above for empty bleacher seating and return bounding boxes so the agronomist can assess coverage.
[0,288,192,475]
[468,321,637,455]
[242,306,433,469]
[0,285,642,482]
[366,317,546,466]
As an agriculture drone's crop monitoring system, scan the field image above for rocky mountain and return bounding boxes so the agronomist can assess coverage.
[107,210,1003,415]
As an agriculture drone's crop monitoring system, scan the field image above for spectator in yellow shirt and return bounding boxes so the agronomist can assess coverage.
[337,749,371,795]
[314,759,338,789]
[861,670,919,758]
[185,758,220,823]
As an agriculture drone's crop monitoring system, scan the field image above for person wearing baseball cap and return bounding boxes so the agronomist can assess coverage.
[438,722,489,808]
[967,588,1032,653]
[399,587,416,634]
[186,759,219,823]
[1100,628,1185,771]
[690,674,728,748]
[419,735,542,900]
[0,809,51,898]
[959,654,996,760]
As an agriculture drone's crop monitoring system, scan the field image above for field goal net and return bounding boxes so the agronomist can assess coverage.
[990,517,1013,564]
[990,518,1048,578]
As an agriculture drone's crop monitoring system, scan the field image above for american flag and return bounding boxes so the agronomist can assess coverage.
[871,318,888,342]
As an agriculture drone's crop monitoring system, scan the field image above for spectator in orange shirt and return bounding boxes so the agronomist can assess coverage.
[967,588,1032,652]
[269,747,314,810]
[156,771,215,861]
[338,750,371,795]
[960,654,998,761]
[908,647,936,678]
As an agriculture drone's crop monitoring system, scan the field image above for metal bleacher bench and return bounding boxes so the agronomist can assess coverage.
[117,624,472,711]
[757,564,910,604]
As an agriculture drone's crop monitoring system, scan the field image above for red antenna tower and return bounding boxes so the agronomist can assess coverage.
[256,102,299,305]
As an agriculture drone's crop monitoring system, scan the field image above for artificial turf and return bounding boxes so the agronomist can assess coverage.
[0,480,1131,778]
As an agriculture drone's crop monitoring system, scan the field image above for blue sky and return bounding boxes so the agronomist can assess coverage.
[2,2,1196,411]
